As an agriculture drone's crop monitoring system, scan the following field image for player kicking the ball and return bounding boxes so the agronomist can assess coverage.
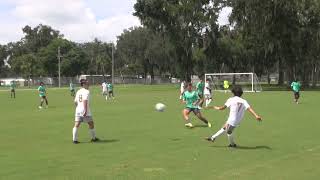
[182,83,211,128]
[72,79,100,144]
[206,86,262,147]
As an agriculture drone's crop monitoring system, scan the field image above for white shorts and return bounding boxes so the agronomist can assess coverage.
[75,116,93,123]
[204,94,212,99]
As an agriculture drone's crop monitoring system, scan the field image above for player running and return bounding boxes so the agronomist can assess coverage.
[101,81,108,99]
[10,81,16,98]
[69,82,75,97]
[107,82,114,100]
[291,79,301,104]
[196,79,205,108]
[179,80,186,100]
[206,86,262,147]
[72,79,100,144]
[182,83,211,128]
[204,79,212,107]
[223,80,229,93]
[38,82,48,109]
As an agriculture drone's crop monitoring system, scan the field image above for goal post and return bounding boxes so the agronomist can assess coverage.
[204,73,262,92]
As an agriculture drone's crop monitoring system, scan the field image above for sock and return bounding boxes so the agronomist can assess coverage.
[208,99,212,105]
[89,129,96,139]
[227,134,235,145]
[211,128,225,140]
[72,127,78,141]
[185,118,191,124]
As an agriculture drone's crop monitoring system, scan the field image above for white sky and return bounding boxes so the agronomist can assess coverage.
[0,0,231,44]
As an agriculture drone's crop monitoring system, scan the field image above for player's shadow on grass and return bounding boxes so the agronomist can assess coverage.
[82,139,120,144]
[193,124,209,128]
[211,145,272,150]
[236,145,272,150]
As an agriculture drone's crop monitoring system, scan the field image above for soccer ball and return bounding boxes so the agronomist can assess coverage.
[155,103,166,112]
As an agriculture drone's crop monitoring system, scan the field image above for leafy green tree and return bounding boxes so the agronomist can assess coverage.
[134,0,222,81]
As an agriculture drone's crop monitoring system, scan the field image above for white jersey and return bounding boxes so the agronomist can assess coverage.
[74,88,92,117]
[180,82,185,93]
[225,96,250,126]
[102,82,107,92]
[204,82,211,95]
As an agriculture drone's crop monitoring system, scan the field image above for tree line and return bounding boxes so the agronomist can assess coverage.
[0,0,320,86]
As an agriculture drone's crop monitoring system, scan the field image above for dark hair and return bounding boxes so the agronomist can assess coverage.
[40,82,44,85]
[80,79,87,86]
[232,85,243,97]
[187,82,193,87]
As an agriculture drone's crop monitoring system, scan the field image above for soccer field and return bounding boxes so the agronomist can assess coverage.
[1,85,319,180]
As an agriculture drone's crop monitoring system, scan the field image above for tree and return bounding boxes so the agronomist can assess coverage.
[134,0,222,81]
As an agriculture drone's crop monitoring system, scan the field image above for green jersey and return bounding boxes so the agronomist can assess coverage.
[291,82,301,92]
[10,82,16,90]
[38,86,46,97]
[196,81,204,94]
[183,90,200,108]
[107,83,113,91]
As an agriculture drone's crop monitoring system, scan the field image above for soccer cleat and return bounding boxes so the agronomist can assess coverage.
[91,138,100,142]
[185,123,194,128]
[207,122,212,128]
[73,141,80,144]
[205,137,215,142]
[228,144,237,148]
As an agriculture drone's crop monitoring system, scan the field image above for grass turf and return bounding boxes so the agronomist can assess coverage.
[0,85,319,180]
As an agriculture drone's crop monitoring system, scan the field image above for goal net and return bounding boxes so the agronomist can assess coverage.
[205,73,262,92]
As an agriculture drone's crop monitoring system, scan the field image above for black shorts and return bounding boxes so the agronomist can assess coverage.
[185,107,200,114]
[11,89,15,92]
[40,96,46,99]
[294,92,300,99]
[108,91,113,94]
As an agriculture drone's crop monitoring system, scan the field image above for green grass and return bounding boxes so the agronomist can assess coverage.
[0,85,319,180]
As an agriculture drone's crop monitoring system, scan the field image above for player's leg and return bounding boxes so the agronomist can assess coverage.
[207,123,228,141]
[87,119,99,142]
[199,94,204,108]
[73,119,81,144]
[44,96,48,107]
[183,109,193,128]
[194,110,211,127]
[39,97,44,108]
[226,124,237,147]
[295,92,300,104]
[13,90,15,98]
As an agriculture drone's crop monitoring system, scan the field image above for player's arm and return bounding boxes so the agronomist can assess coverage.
[214,105,227,110]
[247,107,262,121]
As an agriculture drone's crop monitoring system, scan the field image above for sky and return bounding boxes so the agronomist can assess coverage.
[0,0,232,44]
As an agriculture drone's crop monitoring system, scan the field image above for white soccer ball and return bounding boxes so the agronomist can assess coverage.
[155,103,166,112]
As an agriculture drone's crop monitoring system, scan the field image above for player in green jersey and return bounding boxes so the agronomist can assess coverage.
[196,79,205,108]
[107,82,114,100]
[182,83,211,128]
[38,82,48,109]
[291,79,301,104]
[70,82,75,97]
[10,81,16,98]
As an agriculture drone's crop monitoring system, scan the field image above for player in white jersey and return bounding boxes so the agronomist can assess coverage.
[179,80,186,99]
[72,79,99,144]
[206,86,262,147]
[101,81,108,97]
[204,79,212,107]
